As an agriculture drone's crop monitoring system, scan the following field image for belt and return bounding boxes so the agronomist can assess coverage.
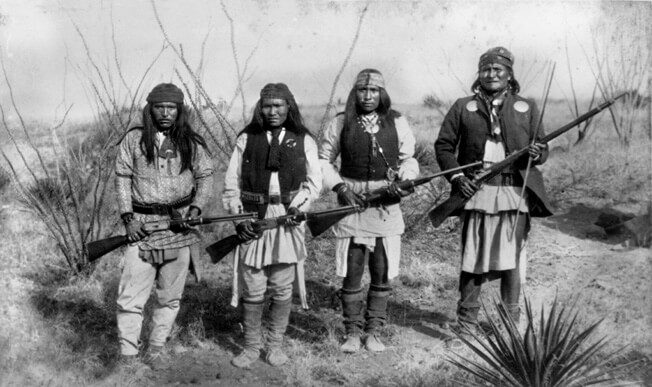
[132,191,195,215]
[241,190,299,205]
[485,173,522,187]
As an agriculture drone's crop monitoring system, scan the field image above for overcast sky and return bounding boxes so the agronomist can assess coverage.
[0,0,649,122]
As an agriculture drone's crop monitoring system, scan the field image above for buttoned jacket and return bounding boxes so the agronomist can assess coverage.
[435,92,553,217]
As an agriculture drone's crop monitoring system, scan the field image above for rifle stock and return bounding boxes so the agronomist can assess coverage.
[85,212,256,262]
[427,192,468,228]
[206,205,360,263]
[205,234,242,264]
[427,93,625,227]
[303,162,483,235]
[306,211,350,237]
[86,235,129,262]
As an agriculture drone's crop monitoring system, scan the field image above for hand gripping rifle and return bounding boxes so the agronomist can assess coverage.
[205,205,361,264]
[304,161,483,237]
[86,212,257,262]
[428,93,626,228]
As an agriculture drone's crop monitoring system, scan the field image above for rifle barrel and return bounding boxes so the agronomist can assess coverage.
[416,161,483,183]
[428,94,624,227]
[540,93,625,144]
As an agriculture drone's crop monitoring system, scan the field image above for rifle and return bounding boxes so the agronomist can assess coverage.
[428,93,626,228]
[303,161,482,238]
[86,212,257,262]
[205,205,360,264]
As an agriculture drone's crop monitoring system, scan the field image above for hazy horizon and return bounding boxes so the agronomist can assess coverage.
[0,0,649,123]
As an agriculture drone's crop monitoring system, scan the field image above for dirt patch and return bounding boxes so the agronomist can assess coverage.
[107,210,651,386]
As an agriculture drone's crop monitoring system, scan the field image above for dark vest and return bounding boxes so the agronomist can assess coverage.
[339,111,400,180]
[241,127,307,216]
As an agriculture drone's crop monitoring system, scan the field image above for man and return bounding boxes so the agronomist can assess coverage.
[320,69,419,353]
[434,47,552,338]
[222,83,321,368]
[115,83,214,368]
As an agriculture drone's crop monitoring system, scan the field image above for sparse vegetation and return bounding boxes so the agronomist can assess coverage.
[449,296,632,386]
[1,3,650,386]
[1,101,649,386]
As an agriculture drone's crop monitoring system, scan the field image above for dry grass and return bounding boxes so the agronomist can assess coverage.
[1,102,650,386]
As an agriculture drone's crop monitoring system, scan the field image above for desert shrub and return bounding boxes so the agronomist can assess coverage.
[23,177,68,207]
[544,138,650,209]
[423,94,442,109]
[0,166,12,192]
[413,140,437,168]
[448,296,633,386]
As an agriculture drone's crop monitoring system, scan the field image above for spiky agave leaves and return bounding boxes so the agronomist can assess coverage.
[447,295,630,387]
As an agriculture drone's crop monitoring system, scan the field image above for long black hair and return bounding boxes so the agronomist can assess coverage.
[139,103,208,173]
[242,95,312,137]
[343,76,397,130]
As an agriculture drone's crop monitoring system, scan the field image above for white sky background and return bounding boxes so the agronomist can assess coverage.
[0,0,649,122]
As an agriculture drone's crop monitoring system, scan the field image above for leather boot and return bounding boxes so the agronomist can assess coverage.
[231,300,264,368]
[265,297,292,367]
[456,299,481,327]
[340,288,364,353]
[364,285,391,352]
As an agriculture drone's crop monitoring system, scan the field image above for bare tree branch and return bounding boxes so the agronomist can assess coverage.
[318,4,369,138]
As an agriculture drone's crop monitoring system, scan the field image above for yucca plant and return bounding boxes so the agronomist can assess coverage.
[448,296,633,386]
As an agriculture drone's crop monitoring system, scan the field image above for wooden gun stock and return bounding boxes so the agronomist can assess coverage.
[427,93,625,228]
[206,205,360,263]
[86,235,129,262]
[305,162,482,235]
[205,235,242,264]
[85,212,256,262]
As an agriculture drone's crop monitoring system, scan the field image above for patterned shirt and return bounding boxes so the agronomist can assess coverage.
[115,129,214,250]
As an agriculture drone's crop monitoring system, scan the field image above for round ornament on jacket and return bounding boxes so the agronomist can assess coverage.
[466,100,479,112]
[513,101,529,113]
[285,138,297,148]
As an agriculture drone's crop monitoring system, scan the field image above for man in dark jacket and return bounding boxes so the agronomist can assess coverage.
[434,47,552,340]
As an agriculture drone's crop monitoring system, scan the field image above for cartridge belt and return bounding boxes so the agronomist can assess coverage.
[241,190,299,205]
[132,190,195,215]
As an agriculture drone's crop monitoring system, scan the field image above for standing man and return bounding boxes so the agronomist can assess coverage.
[434,47,552,336]
[222,83,321,368]
[320,69,419,353]
[115,83,214,368]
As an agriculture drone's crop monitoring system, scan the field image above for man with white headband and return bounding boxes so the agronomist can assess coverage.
[320,69,419,353]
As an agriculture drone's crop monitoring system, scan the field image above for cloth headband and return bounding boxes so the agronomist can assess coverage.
[478,46,514,70]
[355,70,385,89]
[146,83,184,104]
[260,83,294,101]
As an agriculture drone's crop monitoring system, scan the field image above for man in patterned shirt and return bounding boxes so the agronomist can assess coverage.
[115,83,214,369]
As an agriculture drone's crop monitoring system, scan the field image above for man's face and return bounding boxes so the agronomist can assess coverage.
[479,63,511,94]
[356,85,381,114]
[261,98,289,128]
[151,102,178,130]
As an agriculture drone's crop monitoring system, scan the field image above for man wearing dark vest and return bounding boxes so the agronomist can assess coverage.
[320,69,419,353]
[222,83,321,368]
[115,83,214,369]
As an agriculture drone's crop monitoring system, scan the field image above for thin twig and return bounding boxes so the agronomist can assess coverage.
[318,4,369,138]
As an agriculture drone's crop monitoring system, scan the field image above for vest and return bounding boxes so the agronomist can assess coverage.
[241,127,307,216]
[339,111,400,180]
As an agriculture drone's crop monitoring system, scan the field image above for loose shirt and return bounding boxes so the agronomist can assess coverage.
[319,113,419,279]
[461,137,528,281]
[223,129,321,307]
[115,129,214,251]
